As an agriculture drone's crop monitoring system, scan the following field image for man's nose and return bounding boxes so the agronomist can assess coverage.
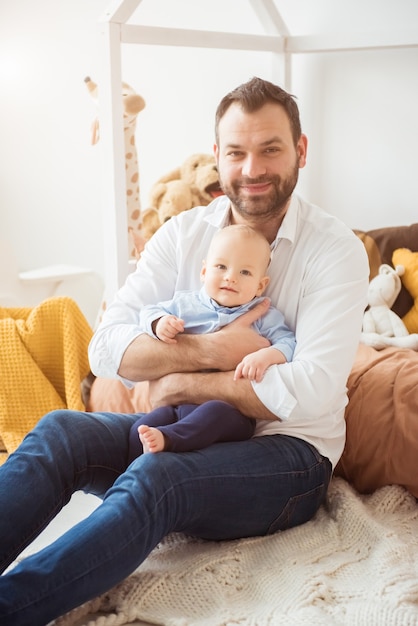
[241,155,266,178]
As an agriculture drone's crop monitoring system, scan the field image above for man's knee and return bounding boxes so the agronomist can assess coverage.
[37,409,85,433]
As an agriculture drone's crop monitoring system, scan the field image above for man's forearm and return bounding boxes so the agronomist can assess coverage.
[148,370,279,421]
[118,317,270,383]
[118,333,212,382]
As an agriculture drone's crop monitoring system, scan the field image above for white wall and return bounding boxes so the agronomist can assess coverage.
[293,47,418,229]
[0,0,105,277]
[1,0,417,301]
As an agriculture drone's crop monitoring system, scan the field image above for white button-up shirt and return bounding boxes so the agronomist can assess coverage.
[89,194,369,468]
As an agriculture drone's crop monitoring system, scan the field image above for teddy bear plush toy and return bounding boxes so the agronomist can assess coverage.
[135,153,223,254]
[178,152,223,206]
[147,179,194,225]
[360,263,418,350]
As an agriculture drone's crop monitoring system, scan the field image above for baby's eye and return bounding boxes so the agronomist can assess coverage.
[215,264,227,270]
[240,269,251,276]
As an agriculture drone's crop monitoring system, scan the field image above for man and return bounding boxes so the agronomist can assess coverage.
[0,77,369,625]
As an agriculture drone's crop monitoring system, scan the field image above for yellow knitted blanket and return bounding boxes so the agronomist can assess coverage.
[0,297,93,462]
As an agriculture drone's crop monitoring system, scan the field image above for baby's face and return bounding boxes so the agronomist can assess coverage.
[201,232,270,307]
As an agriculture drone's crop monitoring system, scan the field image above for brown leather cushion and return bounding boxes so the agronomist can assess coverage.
[335,343,418,497]
[355,223,418,317]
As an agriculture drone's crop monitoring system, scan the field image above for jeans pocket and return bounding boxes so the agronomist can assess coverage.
[267,483,326,534]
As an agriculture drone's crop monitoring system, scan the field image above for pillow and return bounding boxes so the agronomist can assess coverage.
[392,247,418,333]
[86,378,151,414]
[354,223,418,317]
[335,343,418,497]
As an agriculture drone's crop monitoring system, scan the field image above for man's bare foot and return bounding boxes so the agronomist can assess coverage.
[138,425,166,453]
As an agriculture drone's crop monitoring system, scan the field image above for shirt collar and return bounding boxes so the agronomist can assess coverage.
[270,194,300,251]
[204,195,231,229]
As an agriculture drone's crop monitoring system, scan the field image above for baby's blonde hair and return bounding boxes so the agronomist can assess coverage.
[210,224,271,271]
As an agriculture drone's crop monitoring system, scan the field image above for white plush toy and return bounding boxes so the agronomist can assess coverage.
[361,263,418,350]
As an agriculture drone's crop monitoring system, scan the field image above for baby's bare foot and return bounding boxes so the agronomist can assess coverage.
[138,425,166,453]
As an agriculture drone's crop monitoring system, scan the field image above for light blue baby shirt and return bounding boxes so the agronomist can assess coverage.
[139,286,296,363]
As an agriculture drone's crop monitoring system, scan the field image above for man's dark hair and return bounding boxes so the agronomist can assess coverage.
[215,76,301,146]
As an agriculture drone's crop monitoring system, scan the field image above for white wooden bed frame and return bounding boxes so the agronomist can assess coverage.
[98,0,418,296]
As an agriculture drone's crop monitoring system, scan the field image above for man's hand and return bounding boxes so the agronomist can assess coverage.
[201,298,271,371]
[148,370,278,420]
[118,298,271,382]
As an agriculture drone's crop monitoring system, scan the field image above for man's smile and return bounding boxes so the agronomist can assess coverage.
[240,181,272,194]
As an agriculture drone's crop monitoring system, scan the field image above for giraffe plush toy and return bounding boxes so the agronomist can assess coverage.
[85,76,146,259]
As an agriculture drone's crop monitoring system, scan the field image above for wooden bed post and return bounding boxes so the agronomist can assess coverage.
[98,0,142,299]
[248,0,292,90]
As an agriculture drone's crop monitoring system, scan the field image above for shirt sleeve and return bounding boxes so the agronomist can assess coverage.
[255,307,296,363]
[88,220,180,383]
[252,234,369,422]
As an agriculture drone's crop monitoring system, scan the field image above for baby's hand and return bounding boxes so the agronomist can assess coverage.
[234,347,286,383]
[155,315,185,344]
[234,353,268,383]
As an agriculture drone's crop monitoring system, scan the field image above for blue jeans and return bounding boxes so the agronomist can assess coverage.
[0,409,332,626]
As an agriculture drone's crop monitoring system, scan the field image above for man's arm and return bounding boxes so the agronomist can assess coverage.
[118,298,271,382]
[148,370,278,421]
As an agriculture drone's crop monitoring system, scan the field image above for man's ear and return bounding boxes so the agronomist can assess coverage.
[257,275,270,296]
[297,134,308,168]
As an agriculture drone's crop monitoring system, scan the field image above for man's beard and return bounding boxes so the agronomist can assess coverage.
[220,161,299,221]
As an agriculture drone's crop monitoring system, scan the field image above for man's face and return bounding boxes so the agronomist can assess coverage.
[214,102,306,222]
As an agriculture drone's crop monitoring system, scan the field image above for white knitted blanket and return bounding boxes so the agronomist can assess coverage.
[57,478,418,626]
